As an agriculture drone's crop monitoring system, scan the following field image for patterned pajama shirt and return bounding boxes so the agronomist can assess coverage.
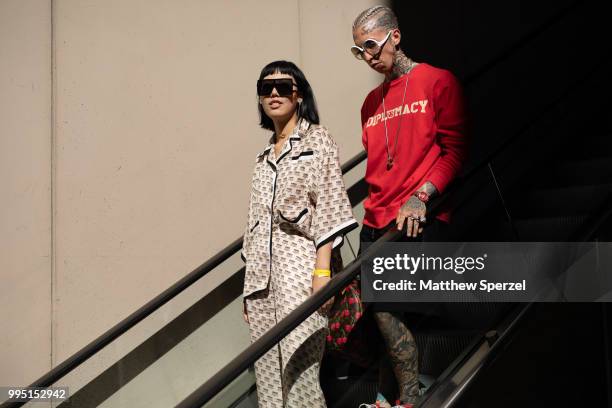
[241,120,358,407]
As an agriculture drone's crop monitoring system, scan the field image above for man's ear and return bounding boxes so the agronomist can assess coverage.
[392,28,401,48]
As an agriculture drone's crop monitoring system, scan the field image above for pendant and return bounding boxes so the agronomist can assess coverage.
[386,158,393,170]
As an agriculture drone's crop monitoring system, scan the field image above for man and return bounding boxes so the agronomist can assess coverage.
[351,5,467,408]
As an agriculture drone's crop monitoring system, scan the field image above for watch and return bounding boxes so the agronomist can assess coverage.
[414,191,430,203]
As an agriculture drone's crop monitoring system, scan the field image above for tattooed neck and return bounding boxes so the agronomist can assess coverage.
[387,50,417,81]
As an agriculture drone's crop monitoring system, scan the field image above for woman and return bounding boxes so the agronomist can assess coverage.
[241,60,358,407]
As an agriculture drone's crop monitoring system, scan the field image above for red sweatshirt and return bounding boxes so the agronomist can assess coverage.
[360,63,467,228]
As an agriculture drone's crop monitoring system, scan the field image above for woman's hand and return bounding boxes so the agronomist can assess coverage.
[312,275,334,316]
[242,300,249,324]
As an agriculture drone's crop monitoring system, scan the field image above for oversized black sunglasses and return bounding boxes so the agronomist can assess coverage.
[257,79,298,97]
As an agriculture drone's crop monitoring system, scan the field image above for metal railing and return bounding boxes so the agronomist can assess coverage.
[1,2,585,407]
[178,9,612,408]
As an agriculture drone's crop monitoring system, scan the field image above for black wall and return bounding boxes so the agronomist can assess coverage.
[392,0,611,169]
[389,3,612,405]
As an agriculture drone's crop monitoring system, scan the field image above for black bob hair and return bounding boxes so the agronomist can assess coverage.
[257,60,320,131]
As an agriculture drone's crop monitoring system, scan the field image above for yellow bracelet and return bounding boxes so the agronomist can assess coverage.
[312,269,331,278]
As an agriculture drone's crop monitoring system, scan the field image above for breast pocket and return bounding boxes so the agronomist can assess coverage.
[274,149,317,237]
[286,150,315,189]
[291,150,314,161]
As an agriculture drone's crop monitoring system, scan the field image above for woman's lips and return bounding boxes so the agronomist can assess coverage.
[269,100,283,109]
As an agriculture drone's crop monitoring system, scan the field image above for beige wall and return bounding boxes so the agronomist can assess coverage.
[51,0,300,366]
[0,0,53,388]
[1,0,383,398]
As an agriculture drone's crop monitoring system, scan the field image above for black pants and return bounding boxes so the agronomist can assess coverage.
[359,218,449,249]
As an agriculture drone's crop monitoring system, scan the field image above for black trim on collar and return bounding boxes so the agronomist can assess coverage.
[258,119,309,163]
[266,158,277,171]
[276,138,296,164]
[257,146,272,159]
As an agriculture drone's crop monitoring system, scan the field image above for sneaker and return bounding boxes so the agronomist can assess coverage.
[359,392,393,408]
[359,401,390,408]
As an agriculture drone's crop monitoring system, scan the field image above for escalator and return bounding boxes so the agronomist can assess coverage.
[4,3,612,408]
[202,118,612,407]
[188,57,612,408]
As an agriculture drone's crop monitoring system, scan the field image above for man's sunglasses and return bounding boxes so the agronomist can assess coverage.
[257,79,298,97]
[350,30,393,60]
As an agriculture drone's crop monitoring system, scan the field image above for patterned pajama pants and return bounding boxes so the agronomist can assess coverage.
[245,271,328,407]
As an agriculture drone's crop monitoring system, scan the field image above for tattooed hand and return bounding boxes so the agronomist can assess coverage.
[396,195,426,238]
